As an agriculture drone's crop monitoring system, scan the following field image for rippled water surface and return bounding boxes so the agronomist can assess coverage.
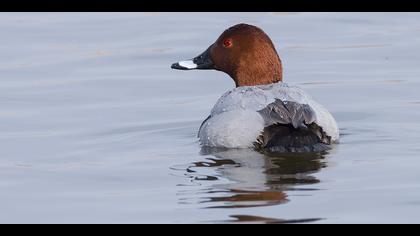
[1,12,420,223]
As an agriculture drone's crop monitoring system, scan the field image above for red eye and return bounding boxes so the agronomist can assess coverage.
[223,39,232,48]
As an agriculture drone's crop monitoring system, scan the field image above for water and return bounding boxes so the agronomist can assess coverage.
[1,12,420,223]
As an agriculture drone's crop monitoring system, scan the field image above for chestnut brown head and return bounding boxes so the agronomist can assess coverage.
[172,23,283,87]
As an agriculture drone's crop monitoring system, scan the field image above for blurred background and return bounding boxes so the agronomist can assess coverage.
[0,12,420,223]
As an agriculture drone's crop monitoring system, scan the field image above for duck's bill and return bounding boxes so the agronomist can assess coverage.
[171,60,199,70]
[171,46,214,70]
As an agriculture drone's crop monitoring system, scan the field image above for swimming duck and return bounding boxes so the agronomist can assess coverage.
[171,23,339,152]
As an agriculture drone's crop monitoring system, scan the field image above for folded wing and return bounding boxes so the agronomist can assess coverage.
[256,99,332,153]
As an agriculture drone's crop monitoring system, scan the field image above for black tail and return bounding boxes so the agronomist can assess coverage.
[255,123,331,153]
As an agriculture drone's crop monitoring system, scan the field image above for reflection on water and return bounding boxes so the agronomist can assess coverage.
[175,147,329,223]
[224,215,322,224]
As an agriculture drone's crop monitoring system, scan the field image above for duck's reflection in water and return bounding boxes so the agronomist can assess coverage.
[176,147,328,223]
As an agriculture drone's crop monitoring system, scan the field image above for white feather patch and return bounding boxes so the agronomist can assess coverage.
[199,110,265,148]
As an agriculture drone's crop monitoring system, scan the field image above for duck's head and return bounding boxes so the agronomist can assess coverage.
[171,23,283,87]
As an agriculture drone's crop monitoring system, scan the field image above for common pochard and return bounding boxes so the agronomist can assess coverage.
[171,23,339,152]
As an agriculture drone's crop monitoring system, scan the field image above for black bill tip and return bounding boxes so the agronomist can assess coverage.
[171,62,190,70]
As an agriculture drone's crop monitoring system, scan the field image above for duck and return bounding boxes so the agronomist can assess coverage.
[171,23,339,153]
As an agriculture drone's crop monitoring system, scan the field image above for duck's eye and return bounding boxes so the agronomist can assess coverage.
[223,39,233,48]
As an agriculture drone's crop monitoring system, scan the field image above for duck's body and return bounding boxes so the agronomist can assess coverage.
[198,82,338,152]
[171,23,339,152]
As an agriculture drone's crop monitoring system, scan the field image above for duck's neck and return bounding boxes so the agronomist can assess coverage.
[231,50,283,87]
[233,64,283,87]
